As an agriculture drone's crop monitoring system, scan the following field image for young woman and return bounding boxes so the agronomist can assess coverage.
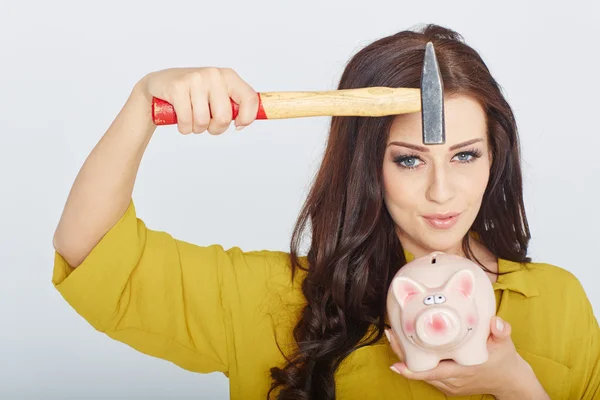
[51,24,599,399]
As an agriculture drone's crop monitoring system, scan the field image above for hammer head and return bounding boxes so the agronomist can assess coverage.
[421,42,445,145]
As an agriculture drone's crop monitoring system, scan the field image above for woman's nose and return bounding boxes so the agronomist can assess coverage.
[425,164,456,204]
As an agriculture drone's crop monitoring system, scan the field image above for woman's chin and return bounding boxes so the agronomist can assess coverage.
[397,219,472,257]
[416,231,467,255]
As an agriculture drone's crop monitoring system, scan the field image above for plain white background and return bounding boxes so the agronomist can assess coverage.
[1,0,599,398]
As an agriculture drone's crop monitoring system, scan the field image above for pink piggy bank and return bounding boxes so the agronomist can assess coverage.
[386,251,496,371]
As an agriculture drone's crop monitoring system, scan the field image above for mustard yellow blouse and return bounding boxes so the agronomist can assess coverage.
[52,200,599,399]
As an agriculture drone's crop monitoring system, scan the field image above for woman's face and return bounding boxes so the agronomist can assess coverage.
[382,94,492,258]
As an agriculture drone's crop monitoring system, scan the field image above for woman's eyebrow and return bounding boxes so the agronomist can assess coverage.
[388,138,483,152]
[449,138,484,150]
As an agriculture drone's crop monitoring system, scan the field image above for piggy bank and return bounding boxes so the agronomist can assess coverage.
[386,251,496,372]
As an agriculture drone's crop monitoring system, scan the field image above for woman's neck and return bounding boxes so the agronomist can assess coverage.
[400,233,499,281]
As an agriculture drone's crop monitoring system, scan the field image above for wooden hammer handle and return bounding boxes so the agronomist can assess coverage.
[151,87,421,125]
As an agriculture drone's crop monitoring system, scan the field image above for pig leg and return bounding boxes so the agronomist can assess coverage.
[405,351,441,372]
[452,334,489,366]
[453,346,488,366]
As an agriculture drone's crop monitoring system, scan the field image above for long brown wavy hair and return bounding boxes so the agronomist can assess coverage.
[267,23,531,399]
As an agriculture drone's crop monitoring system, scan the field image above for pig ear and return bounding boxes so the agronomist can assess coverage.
[445,269,475,299]
[392,276,426,308]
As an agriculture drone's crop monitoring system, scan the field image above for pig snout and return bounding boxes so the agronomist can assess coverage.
[415,308,460,348]
[426,312,451,335]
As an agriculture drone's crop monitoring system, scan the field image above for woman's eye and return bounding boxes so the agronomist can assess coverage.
[454,152,473,162]
[452,150,482,163]
[395,156,423,169]
[402,157,419,167]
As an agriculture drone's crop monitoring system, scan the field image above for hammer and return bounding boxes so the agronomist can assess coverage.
[151,42,445,145]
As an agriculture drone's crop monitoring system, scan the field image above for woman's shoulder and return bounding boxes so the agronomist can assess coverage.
[215,246,309,312]
[221,246,308,282]
[499,257,590,307]
[523,259,583,290]
[522,259,579,280]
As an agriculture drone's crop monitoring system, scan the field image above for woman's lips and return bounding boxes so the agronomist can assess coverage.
[422,212,461,229]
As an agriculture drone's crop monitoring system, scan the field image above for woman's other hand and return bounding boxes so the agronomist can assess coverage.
[138,67,259,135]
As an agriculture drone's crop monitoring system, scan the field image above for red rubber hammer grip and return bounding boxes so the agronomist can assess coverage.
[151,95,267,125]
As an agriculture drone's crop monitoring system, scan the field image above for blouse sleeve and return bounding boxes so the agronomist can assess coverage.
[52,200,253,374]
[569,277,600,399]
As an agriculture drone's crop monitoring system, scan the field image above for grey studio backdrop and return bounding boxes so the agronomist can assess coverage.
[0,0,598,399]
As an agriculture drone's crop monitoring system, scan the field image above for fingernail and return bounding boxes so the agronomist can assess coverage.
[496,317,504,331]
[390,365,401,374]
[384,329,391,343]
[235,125,246,131]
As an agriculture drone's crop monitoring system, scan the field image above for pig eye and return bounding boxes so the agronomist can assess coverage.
[434,295,446,304]
[423,296,435,305]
